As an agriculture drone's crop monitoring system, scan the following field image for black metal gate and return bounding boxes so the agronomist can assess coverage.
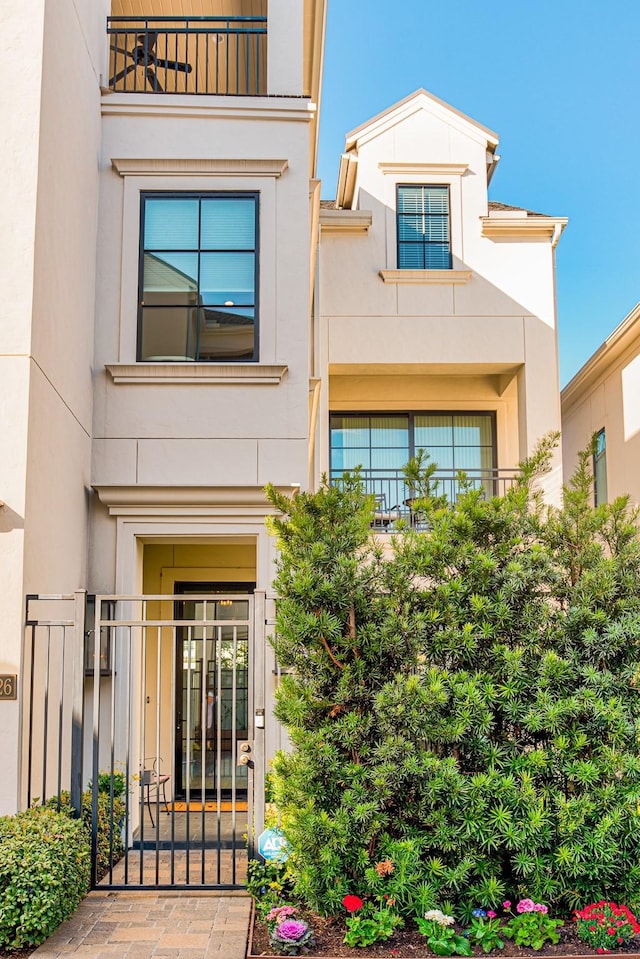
[24,591,263,890]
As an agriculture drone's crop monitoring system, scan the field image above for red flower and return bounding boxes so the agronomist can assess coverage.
[342,895,364,913]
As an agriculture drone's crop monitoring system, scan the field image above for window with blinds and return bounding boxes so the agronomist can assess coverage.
[138,193,258,362]
[396,184,451,269]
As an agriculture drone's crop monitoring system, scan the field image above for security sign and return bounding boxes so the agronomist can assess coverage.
[257,827,289,861]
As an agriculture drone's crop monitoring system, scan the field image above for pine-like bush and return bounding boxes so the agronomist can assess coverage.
[265,437,640,916]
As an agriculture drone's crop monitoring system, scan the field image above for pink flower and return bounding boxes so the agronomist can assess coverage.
[487,910,497,919]
[517,899,535,914]
[277,920,308,942]
[503,901,511,909]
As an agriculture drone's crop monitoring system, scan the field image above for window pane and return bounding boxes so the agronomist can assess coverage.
[371,448,408,470]
[331,447,371,471]
[370,416,408,447]
[423,216,449,241]
[415,416,453,446]
[453,415,493,446]
[419,445,454,471]
[201,198,255,250]
[330,418,369,449]
[200,253,255,302]
[425,245,451,268]
[398,245,425,269]
[143,252,198,296]
[455,446,493,472]
[398,216,425,242]
[397,187,423,214]
[422,187,449,214]
[144,199,199,250]
[139,307,197,361]
[197,310,255,361]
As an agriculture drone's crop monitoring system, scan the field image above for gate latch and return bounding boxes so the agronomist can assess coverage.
[237,741,253,767]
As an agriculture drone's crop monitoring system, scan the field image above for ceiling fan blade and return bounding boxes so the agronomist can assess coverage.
[111,45,134,58]
[145,67,163,92]
[110,63,137,85]
[155,59,192,74]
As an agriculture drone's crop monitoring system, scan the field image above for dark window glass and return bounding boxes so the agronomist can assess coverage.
[397,185,451,269]
[594,428,608,505]
[139,193,258,362]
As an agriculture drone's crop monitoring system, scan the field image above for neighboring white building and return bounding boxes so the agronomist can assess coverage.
[561,302,640,506]
[0,4,566,888]
[314,90,567,512]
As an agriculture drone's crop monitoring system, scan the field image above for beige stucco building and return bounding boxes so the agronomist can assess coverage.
[561,302,640,506]
[1,0,567,886]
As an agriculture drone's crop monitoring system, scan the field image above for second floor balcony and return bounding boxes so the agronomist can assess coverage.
[107,16,267,95]
[330,467,521,531]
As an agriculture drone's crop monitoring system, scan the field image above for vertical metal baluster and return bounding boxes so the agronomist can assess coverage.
[185,622,192,884]
[42,625,51,802]
[124,614,133,886]
[255,30,260,95]
[27,614,36,808]
[216,622,222,884]
[109,621,117,884]
[139,614,147,886]
[225,29,229,95]
[170,617,177,886]
[200,601,208,885]
[91,599,102,888]
[245,30,249,95]
[194,22,199,96]
[56,624,65,808]
[155,623,162,886]
[231,623,238,884]
[205,24,210,95]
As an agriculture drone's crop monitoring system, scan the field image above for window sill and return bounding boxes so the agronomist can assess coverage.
[105,363,288,385]
[379,269,472,285]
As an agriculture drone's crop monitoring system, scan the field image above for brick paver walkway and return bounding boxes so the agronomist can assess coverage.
[31,892,251,959]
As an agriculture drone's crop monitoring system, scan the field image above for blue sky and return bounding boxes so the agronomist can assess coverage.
[316,1,640,387]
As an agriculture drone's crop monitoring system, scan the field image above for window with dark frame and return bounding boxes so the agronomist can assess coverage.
[330,412,495,474]
[397,184,451,269]
[594,428,608,505]
[138,192,258,362]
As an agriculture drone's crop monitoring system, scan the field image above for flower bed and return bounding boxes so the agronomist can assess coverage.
[248,910,640,959]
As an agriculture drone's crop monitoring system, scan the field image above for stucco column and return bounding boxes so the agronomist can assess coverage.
[267,0,303,95]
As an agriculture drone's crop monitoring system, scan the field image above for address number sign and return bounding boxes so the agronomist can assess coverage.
[0,675,17,700]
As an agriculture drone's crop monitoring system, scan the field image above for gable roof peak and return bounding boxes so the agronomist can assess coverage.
[345,88,499,153]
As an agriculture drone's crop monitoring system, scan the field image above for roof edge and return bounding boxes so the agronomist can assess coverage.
[561,302,640,407]
[345,88,499,151]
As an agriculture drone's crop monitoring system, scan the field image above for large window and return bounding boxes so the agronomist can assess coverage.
[594,428,608,505]
[330,412,496,503]
[138,193,258,362]
[397,184,451,269]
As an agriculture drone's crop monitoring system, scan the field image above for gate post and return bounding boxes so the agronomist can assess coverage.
[252,590,266,857]
[70,590,87,818]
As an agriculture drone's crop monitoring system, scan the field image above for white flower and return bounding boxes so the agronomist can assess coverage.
[424,909,455,926]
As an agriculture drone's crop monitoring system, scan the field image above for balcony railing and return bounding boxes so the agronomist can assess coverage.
[107,17,267,95]
[330,468,521,530]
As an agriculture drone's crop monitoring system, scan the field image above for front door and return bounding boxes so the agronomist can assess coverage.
[174,583,253,800]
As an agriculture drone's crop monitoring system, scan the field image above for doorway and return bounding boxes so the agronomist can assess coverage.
[174,582,254,800]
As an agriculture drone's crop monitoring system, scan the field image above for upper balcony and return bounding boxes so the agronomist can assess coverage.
[107,15,267,95]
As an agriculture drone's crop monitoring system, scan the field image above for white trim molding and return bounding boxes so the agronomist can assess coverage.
[379,269,472,285]
[378,162,469,176]
[105,363,288,385]
[111,158,288,178]
[319,210,372,235]
[93,484,296,514]
[481,216,568,240]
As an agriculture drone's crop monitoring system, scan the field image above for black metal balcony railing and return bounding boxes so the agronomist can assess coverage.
[107,17,267,95]
[330,468,521,531]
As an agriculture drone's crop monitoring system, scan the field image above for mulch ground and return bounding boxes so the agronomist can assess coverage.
[249,912,640,959]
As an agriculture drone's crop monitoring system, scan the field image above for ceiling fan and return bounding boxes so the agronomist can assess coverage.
[110,32,192,92]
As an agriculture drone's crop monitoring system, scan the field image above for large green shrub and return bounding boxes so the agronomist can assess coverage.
[265,437,640,917]
[49,787,125,882]
[0,807,90,948]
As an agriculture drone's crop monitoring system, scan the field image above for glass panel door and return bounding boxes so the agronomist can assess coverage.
[175,587,252,798]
